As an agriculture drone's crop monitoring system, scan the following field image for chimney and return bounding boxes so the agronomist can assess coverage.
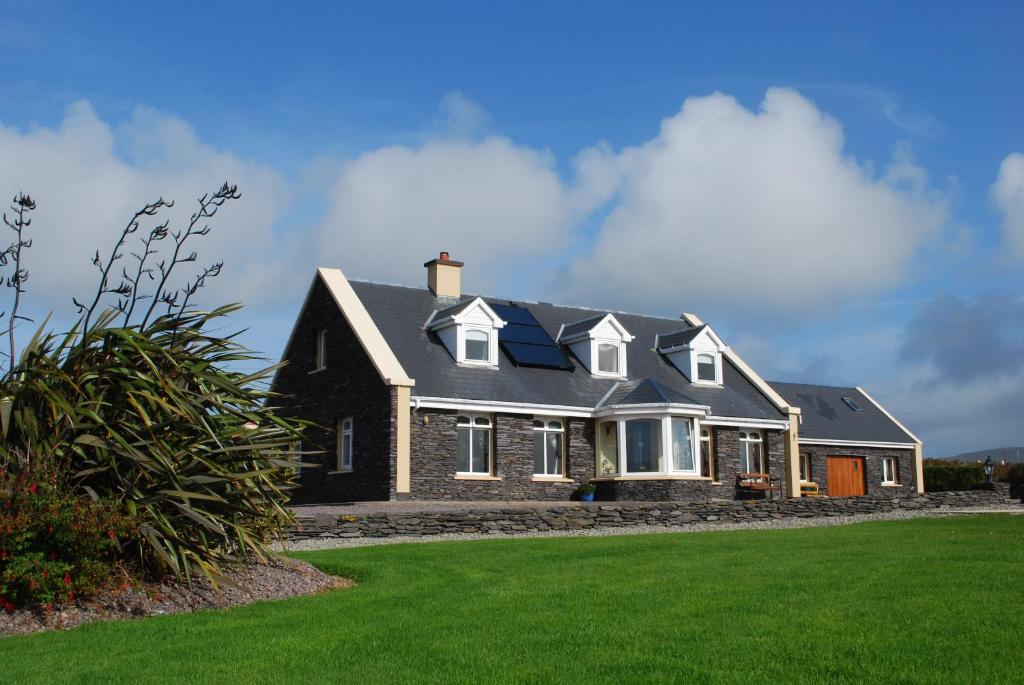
[424,251,463,300]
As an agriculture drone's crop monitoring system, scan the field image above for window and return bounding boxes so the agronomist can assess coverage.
[598,420,619,475]
[671,418,695,472]
[315,329,327,370]
[456,414,492,474]
[337,418,353,471]
[799,452,812,482]
[842,396,864,412]
[739,431,765,473]
[625,419,661,473]
[289,440,303,474]
[882,457,900,484]
[597,342,619,374]
[533,418,565,476]
[464,328,490,363]
[700,427,715,479]
[696,353,717,382]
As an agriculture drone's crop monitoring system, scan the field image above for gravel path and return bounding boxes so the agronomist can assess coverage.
[277,507,1020,552]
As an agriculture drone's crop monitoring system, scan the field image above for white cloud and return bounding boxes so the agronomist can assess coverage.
[314,135,604,294]
[560,88,949,315]
[991,152,1024,261]
[0,101,296,324]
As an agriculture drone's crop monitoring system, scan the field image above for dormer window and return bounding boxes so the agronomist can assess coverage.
[597,342,619,374]
[696,353,717,382]
[427,297,506,368]
[657,324,725,387]
[464,328,490,363]
[559,313,633,378]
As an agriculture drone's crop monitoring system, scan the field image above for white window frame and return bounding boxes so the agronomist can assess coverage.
[597,419,620,476]
[337,417,353,471]
[593,339,624,377]
[739,431,765,473]
[799,452,812,482]
[699,427,715,479]
[315,329,327,371]
[532,417,565,477]
[461,326,492,365]
[695,352,718,383]
[456,413,493,475]
[598,415,700,476]
[881,456,899,485]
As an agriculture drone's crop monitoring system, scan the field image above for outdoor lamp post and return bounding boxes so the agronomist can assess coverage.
[983,456,994,484]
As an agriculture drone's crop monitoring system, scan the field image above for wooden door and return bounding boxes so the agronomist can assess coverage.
[827,457,866,497]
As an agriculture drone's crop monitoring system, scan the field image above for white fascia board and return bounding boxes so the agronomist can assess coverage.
[317,267,415,387]
[703,416,791,429]
[412,396,594,418]
[595,403,710,418]
[798,438,917,450]
[855,386,922,444]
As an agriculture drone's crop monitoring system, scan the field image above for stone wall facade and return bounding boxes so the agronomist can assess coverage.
[273,277,395,504]
[286,484,1016,540]
[407,408,595,500]
[799,444,918,496]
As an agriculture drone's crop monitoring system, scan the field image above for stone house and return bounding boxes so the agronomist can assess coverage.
[272,254,923,504]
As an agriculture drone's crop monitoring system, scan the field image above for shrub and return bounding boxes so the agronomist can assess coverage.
[923,461,986,492]
[0,457,133,609]
[0,185,307,585]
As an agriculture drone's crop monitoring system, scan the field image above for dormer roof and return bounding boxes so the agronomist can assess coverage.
[558,312,634,343]
[657,324,723,352]
[426,296,506,331]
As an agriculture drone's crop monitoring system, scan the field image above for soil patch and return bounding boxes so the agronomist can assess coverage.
[0,557,352,639]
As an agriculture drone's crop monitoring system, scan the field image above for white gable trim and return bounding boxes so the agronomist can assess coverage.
[316,267,415,387]
[681,312,796,415]
[427,297,507,331]
[559,313,635,343]
[855,386,922,444]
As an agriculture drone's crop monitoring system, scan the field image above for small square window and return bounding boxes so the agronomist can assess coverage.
[597,342,619,373]
[696,353,717,382]
[464,329,490,362]
[882,457,899,484]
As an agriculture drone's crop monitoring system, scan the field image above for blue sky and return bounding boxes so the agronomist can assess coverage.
[1,1,1022,456]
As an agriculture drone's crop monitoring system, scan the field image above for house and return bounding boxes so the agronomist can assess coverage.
[272,253,923,503]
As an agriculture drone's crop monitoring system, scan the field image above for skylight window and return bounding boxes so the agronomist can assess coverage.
[842,396,863,412]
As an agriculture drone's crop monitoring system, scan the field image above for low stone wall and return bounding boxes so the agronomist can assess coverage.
[285,484,1017,541]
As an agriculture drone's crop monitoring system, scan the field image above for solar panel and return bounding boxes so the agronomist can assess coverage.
[489,303,537,325]
[491,304,574,370]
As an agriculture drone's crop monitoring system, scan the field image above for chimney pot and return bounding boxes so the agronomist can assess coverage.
[439,251,450,261]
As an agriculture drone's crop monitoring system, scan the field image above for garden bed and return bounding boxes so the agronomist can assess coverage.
[0,558,351,638]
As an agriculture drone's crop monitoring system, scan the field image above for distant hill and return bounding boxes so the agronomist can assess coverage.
[930,447,1024,463]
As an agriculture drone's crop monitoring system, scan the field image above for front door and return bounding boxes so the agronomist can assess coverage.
[827,456,866,497]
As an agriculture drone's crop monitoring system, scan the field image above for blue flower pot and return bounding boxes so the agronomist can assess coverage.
[580,492,595,502]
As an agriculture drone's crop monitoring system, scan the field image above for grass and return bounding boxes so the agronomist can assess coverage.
[2,515,1022,684]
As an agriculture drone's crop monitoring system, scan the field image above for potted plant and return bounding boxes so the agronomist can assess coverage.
[576,482,596,502]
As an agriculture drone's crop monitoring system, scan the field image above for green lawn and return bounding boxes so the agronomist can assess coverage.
[3,516,1022,684]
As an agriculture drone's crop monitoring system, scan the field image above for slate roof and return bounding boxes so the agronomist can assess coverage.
[598,379,703,408]
[657,325,706,350]
[769,381,916,444]
[348,280,786,420]
[558,314,609,340]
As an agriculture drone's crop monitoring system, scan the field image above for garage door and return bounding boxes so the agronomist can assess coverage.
[827,457,866,497]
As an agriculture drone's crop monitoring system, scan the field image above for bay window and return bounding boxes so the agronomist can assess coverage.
[740,431,765,473]
[456,414,492,474]
[597,416,701,476]
[598,420,619,475]
[533,418,565,476]
[671,418,694,472]
[626,419,661,472]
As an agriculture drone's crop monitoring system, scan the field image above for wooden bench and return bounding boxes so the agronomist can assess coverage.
[800,482,822,497]
[737,472,779,499]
